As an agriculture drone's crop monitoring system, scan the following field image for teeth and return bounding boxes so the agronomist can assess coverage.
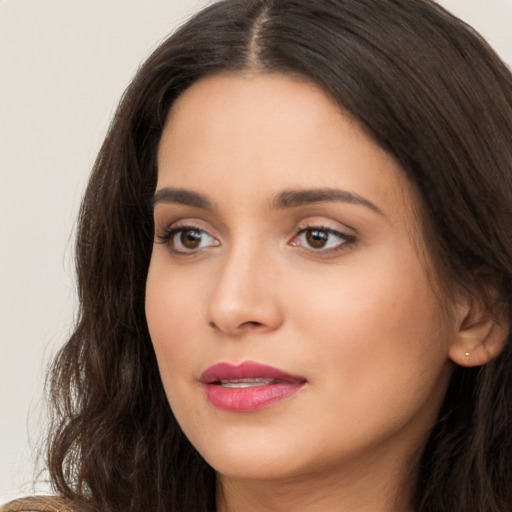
[219,378,274,388]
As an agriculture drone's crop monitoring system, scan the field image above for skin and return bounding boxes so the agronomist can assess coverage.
[145,73,476,512]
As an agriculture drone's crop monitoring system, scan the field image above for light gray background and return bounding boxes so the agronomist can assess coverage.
[1,0,511,502]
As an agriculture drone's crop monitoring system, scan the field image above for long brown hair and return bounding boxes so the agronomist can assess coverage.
[43,1,512,511]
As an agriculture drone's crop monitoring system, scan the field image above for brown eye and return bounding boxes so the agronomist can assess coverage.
[289,226,354,253]
[155,225,220,253]
[159,226,220,254]
[180,229,203,249]
[305,229,329,249]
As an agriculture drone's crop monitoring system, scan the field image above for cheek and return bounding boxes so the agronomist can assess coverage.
[288,248,452,400]
[145,265,203,382]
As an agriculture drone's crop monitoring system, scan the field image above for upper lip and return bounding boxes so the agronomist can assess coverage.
[200,361,307,384]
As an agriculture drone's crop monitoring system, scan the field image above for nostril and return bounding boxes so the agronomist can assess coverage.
[208,319,264,332]
[241,321,264,329]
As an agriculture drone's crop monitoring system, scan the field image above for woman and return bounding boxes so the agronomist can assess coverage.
[3,0,512,511]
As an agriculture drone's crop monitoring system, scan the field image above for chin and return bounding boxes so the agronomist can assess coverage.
[188,425,312,481]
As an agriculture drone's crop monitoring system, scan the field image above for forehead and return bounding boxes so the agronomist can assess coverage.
[157,72,417,221]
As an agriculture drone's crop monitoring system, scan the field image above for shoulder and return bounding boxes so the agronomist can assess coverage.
[0,496,82,512]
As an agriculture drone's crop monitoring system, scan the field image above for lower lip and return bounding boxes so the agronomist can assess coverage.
[203,382,304,412]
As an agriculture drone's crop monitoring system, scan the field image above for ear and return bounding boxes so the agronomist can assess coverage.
[448,292,509,368]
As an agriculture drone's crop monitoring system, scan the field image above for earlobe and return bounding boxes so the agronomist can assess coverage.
[448,297,509,368]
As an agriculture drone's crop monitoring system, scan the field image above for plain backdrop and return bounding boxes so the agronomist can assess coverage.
[1,0,511,503]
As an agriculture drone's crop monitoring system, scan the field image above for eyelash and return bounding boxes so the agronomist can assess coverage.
[156,224,355,256]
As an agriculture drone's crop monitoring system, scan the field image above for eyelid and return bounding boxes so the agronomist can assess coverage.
[154,216,215,240]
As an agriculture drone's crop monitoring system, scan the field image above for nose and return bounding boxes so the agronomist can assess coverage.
[207,247,284,336]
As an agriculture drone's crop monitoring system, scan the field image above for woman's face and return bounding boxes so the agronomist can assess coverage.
[146,73,463,484]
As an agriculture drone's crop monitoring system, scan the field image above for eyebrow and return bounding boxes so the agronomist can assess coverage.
[152,187,214,209]
[270,188,384,215]
[152,186,383,216]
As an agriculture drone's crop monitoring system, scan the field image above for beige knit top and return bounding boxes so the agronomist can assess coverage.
[0,497,80,512]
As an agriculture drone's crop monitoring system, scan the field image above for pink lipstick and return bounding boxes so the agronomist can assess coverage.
[200,361,306,412]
